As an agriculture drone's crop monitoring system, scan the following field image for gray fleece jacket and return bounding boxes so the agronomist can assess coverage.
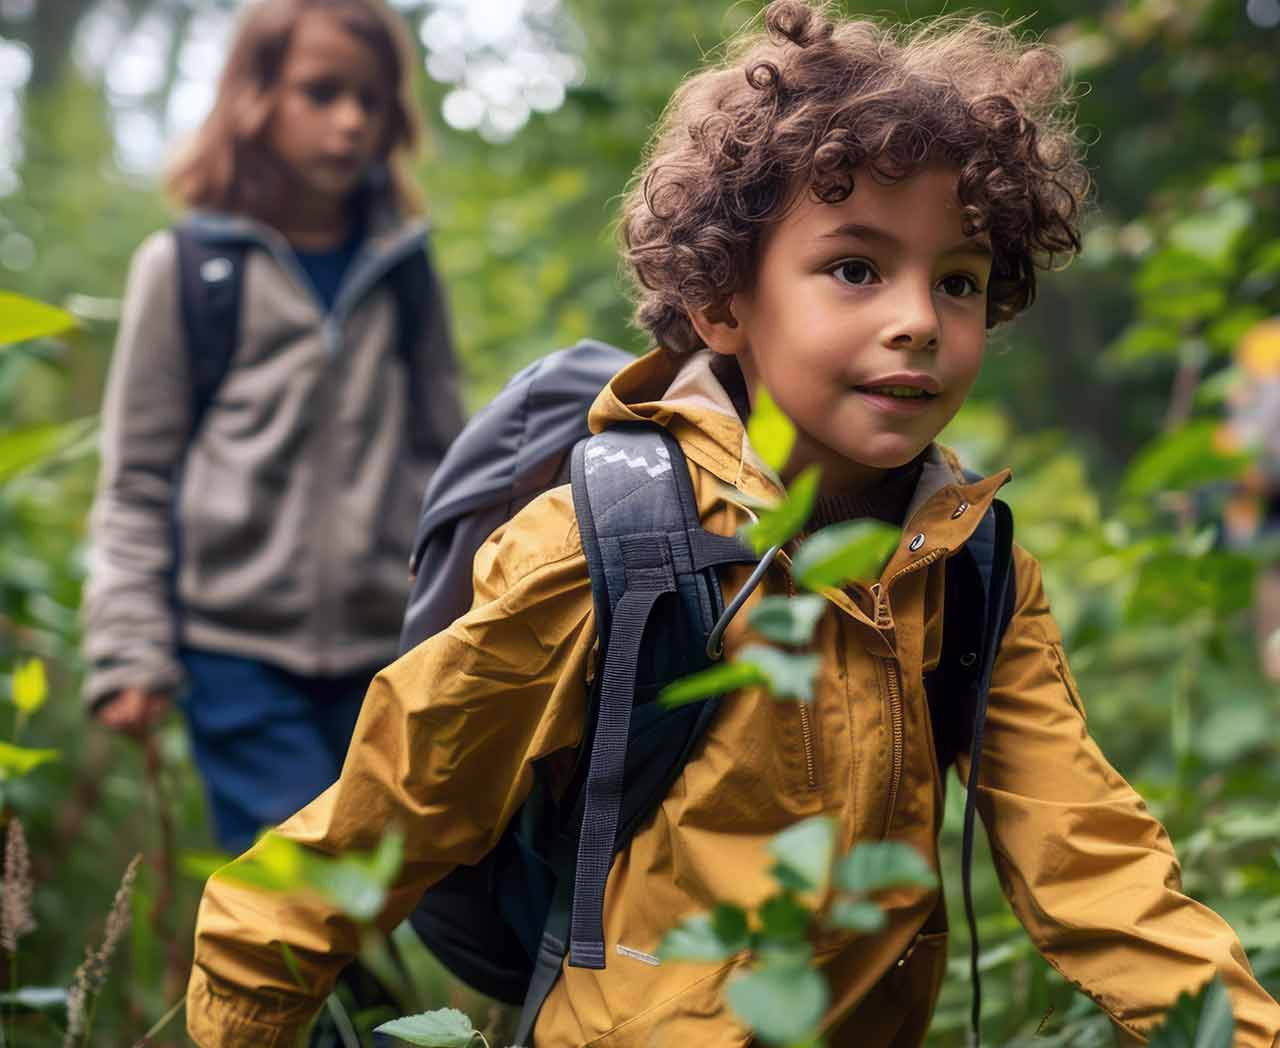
[82,197,464,707]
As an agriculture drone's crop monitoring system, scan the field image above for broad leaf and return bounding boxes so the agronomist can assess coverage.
[828,898,886,934]
[791,521,899,591]
[749,595,827,647]
[659,661,766,709]
[0,292,76,346]
[0,741,59,779]
[1123,421,1250,496]
[11,657,47,715]
[738,645,820,702]
[768,816,835,894]
[741,466,821,555]
[1146,974,1234,1048]
[710,904,751,953]
[0,419,96,484]
[758,893,810,943]
[747,387,796,474]
[1126,552,1254,626]
[659,912,739,963]
[726,964,828,1047]
[833,842,937,895]
[374,1008,478,1047]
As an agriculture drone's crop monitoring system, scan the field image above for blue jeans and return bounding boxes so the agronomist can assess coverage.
[179,648,376,854]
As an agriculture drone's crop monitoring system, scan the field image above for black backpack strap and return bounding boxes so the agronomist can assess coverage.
[384,241,428,373]
[516,424,755,1042]
[958,496,1016,1047]
[567,425,751,968]
[172,224,248,439]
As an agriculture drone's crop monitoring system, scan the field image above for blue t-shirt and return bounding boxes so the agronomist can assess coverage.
[293,227,363,312]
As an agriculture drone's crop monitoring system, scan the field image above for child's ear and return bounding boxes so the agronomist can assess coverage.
[688,299,747,357]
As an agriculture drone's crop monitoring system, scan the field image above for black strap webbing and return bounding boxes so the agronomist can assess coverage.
[568,547,676,968]
[960,500,1014,1046]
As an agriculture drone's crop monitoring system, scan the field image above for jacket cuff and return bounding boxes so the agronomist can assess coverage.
[185,965,315,1048]
[81,657,185,712]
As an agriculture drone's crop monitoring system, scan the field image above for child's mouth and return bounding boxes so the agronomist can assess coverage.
[855,384,938,400]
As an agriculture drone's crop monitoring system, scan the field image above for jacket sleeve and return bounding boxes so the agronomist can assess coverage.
[185,487,594,1047]
[408,241,465,467]
[81,231,191,709]
[958,545,1280,1045]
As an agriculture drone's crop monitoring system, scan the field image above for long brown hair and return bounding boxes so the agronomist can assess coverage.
[167,0,425,219]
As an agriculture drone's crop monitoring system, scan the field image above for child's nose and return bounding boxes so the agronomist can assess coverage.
[884,286,941,351]
[334,96,368,135]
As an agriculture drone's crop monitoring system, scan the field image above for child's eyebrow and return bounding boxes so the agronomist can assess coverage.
[818,222,993,260]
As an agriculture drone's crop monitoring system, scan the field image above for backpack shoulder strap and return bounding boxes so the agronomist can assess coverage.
[517,424,755,1043]
[172,223,248,438]
[384,240,430,371]
[566,424,752,970]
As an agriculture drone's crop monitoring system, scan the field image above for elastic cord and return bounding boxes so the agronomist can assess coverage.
[705,545,782,659]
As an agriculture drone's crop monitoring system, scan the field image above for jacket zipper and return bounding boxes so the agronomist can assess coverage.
[881,656,904,836]
[874,547,947,834]
[784,565,820,791]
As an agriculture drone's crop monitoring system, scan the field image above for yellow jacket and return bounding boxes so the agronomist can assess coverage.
[187,349,1280,1047]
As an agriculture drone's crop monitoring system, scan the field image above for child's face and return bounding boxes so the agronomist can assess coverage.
[265,11,391,210]
[700,166,991,495]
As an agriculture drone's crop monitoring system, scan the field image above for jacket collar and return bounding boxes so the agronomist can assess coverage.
[589,347,1011,542]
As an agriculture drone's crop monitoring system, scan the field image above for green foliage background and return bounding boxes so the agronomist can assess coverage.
[0,0,1278,1043]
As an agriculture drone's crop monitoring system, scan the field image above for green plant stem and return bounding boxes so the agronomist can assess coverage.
[131,996,185,1047]
[323,994,359,1048]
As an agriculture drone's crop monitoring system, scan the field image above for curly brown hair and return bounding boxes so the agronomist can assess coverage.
[620,0,1089,352]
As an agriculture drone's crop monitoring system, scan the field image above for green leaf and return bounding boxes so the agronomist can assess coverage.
[659,661,766,710]
[303,828,405,921]
[711,904,751,953]
[0,419,97,484]
[1168,198,1252,268]
[791,521,899,591]
[738,645,821,702]
[747,386,796,474]
[758,893,810,943]
[218,832,307,893]
[768,816,835,894]
[179,850,231,881]
[659,912,739,963]
[748,595,827,647]
[10,657,48,714]
[0,292,76,346]
[0,741,59,779]
[374,1007,478,1046]
[833,842,937,895]
[1146,974,1234,1048]
[1123,421,1250,496]
[741,465,821,555]
[1126,552,1255,626]
[828,898,887,934]
[726,963,828,1046]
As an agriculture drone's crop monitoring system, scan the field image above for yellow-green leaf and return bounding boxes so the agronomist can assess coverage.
[11,658,48,715]
[0,292,76,346]
[746,387,796,474]
[0,741,60,779]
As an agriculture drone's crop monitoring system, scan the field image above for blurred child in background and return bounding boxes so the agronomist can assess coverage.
[82,0,463,854]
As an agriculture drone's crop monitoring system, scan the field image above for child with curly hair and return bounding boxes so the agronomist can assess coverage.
[186,3,1280,1045]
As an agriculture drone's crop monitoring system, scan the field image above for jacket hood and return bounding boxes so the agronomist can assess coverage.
[589,347,1007,527]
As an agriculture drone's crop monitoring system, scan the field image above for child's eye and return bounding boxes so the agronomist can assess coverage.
[831,260,878,287]
[303,79,340,105]
[358,88,387,114]
[938,273,983,298]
